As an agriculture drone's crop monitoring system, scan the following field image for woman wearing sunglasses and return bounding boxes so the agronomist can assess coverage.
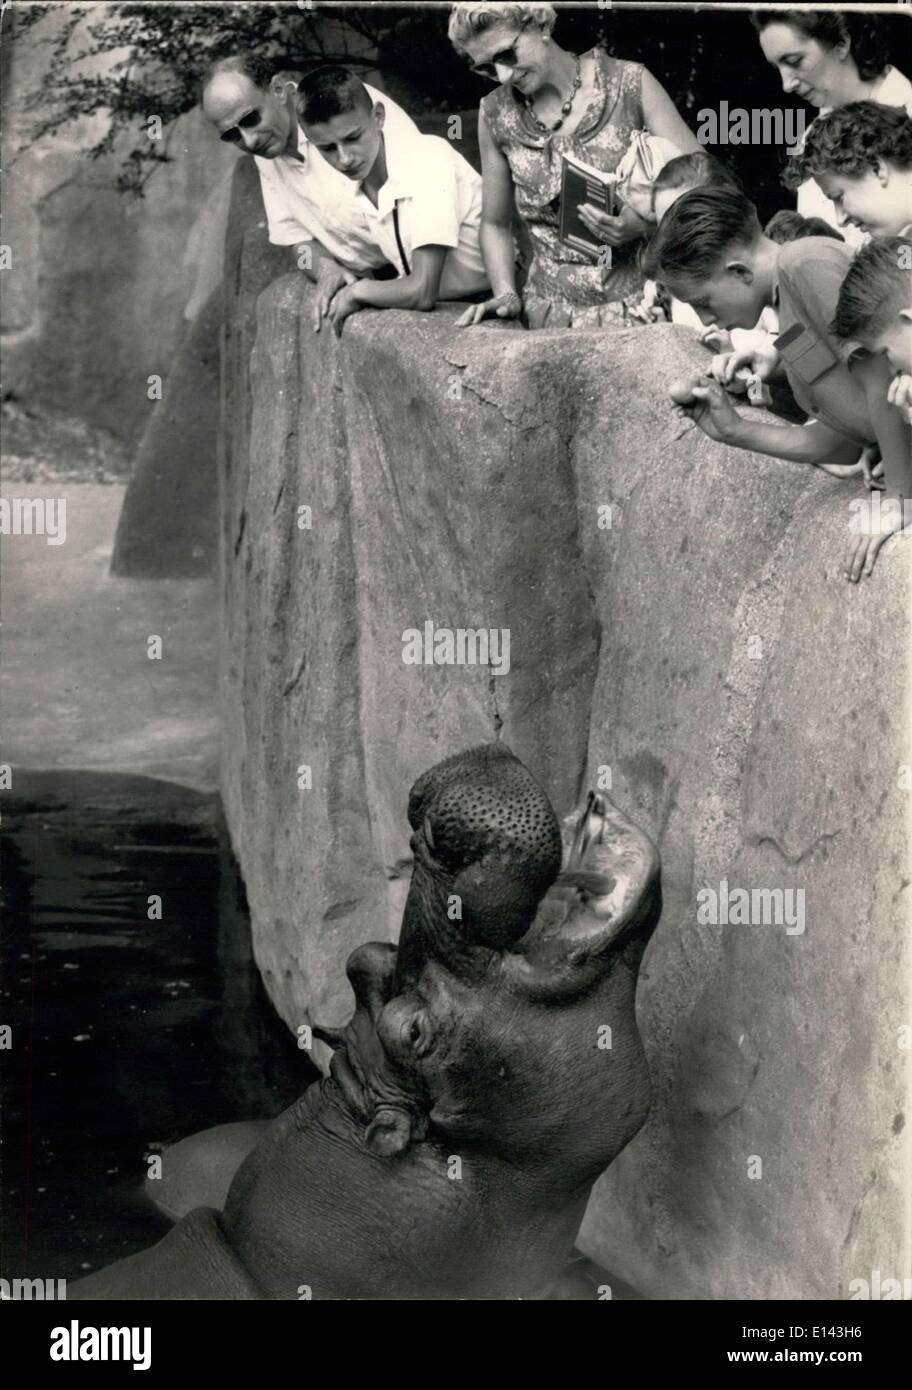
[448,2,699,329]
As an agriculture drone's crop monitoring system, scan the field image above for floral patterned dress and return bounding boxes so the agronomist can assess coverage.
[482,47,648,328]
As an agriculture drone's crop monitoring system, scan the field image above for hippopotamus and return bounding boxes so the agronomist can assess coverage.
[71,743,661,1300]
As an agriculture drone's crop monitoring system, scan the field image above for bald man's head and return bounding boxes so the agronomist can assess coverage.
[201,56,300,158]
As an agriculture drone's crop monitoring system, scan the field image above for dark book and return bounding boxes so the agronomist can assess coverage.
[559,151,618,263]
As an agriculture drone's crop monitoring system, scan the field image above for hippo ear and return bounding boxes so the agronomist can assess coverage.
[365,1107,414,1157]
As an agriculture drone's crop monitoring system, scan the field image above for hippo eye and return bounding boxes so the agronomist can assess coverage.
[402,1012,432,1057]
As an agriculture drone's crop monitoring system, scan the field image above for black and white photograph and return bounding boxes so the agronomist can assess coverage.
[1,0,910,1340]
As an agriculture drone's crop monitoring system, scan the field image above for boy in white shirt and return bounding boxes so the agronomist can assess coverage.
[294,66,489,334]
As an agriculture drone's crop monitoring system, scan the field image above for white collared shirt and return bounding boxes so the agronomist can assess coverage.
[254,83,419,272]
[348,131,487,299]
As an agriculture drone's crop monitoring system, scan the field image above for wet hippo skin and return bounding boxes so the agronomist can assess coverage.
[71,743,661,1300]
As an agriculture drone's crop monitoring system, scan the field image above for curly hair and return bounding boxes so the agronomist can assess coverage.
[447,3,557,52]
[831,236,912,344]
[750,10,891,83]
[783,101,912,189]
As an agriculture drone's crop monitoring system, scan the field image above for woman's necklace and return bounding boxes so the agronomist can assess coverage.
[522,54,583,135]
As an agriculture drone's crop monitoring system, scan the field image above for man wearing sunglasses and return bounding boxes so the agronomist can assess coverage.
[202,53,422,323]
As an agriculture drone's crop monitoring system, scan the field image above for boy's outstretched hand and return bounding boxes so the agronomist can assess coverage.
[670,376,744,445]
[844,500,907,582]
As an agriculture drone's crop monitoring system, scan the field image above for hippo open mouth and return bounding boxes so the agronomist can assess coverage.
[71,743,662,1301]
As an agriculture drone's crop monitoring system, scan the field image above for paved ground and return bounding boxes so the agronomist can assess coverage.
[2,481,218,791]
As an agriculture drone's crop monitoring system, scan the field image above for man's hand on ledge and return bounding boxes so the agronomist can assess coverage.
[312,261,351,334]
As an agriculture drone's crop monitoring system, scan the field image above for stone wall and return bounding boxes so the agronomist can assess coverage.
[220,247,910,1299]
[1,10,238,442]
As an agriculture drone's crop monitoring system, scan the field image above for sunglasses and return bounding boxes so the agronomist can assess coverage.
[219,107,265,144]
[467,42,521,81]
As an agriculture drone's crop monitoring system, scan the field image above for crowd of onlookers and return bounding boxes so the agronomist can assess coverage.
[200,4,911,581]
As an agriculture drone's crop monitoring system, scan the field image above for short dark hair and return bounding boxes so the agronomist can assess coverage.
[652,151,741,209]
[784,101,912,189]
[297,65,373,126]
[644,186,762,281]
[831,236,912,344]
[764,209,844,243]
[200,52,299,97]
[749,10,890,82]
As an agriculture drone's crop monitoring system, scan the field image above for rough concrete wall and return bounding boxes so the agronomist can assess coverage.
[1,10,237,441]
[220,271,910,1300]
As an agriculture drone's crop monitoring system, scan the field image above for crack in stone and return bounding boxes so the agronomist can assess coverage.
[283,649,307,697]
[440,348,554,431]
[746,829,842,866]
[488,668,504,736]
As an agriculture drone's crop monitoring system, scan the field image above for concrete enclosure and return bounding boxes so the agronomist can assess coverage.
[217,186,911,1300]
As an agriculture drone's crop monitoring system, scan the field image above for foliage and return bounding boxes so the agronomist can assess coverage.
[10,2,457,194]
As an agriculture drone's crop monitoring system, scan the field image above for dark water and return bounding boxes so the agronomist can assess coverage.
[0,770,312,1283]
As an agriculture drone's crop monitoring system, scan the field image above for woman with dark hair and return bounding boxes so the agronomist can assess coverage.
[751,9,911,240]
[448,2,699,329]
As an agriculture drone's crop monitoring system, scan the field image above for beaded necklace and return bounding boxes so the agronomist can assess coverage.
[522,54,583,134]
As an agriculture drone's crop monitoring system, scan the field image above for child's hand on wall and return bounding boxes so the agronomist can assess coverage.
[709,343,779,390]
[887,372,912,425]
[325,283,363,338]
[859,444,885,491]
[843,500,907,583]
[312,262,349,334]
[699,326,732,354]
